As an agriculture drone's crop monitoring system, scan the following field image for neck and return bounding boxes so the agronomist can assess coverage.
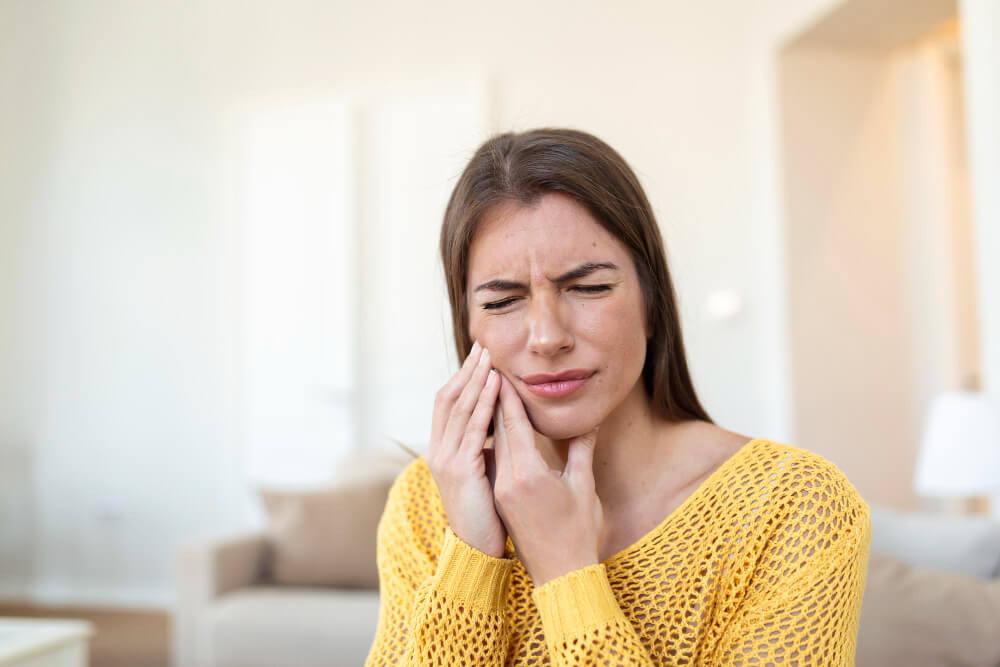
[534,380,693,510]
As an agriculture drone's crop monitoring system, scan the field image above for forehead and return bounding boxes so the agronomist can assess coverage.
[467,193,628,282]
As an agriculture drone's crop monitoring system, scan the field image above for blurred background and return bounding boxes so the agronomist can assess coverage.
[3,0,1000,665]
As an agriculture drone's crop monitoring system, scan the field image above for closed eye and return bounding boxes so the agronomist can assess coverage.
[481,284,613,311]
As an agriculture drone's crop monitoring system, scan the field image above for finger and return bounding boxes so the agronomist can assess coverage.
[457,368,501,458]
[492,404,513,484]
[441,346,494,453]
[565,426,600,489]
[497,373,546,474]
[431,340,482,447]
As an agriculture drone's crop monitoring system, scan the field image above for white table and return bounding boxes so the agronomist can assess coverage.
[0,618,93,667]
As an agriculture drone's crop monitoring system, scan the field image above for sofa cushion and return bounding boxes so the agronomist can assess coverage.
[209,586,380,667]
[259,478,392,589]
[257,446,412,589]
[870,504,1000,578]
[857,552,1000,667]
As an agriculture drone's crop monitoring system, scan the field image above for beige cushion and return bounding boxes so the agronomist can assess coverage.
[256,445,413,589]
[259,478,392,589]
[857,552,1000,667]
[209,586,380,667]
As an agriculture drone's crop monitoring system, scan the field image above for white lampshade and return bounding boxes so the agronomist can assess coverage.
[913,391,1000,497]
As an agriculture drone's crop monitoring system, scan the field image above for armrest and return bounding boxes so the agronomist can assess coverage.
[178,531,270,598]
[171,531,269,667]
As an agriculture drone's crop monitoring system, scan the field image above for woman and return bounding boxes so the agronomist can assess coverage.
[365,128,870,666]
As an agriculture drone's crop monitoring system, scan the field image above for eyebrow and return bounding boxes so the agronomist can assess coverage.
[473,261,621,293]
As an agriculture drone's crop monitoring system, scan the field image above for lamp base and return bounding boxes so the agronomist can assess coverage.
[918,496,993,515]
[944,495,991,515]
[965,495,991,515]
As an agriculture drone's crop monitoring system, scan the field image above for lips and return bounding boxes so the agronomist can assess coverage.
[521,369,595,385]
[520,369,595,399]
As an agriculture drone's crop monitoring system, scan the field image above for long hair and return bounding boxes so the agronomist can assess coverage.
[394,127,712,459]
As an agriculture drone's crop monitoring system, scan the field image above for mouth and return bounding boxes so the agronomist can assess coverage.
[520,369,595,399]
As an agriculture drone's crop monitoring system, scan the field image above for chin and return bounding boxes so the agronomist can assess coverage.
[526,406,603,441]
[537,425,595,441]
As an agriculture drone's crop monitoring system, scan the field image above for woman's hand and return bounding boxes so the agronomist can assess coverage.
[491,372,605,586]
[425,340,508,558]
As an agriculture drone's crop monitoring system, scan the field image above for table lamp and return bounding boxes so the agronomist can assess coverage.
[913,390,1000,514]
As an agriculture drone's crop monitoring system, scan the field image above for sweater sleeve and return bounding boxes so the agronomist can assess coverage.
[710,453,873,666]
[531,564,655,666]
[364,461,515,666]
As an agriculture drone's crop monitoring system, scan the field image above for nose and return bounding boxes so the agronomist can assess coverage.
[526,289,574,357]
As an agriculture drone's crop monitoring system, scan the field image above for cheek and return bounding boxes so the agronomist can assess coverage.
[581,297,646,381]
[469,316,520,364]
[578,294,642,344]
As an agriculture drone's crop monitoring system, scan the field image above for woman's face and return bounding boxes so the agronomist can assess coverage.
[466,192,650,440]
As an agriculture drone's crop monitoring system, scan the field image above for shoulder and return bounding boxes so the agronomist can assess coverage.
[746,438,871,556]
[749,439,867,502]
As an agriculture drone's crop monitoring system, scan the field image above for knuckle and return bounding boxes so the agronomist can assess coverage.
[452,392,475,416]
[493,483,512,503]
[435,383,457,404]
[511,470,536,489]
[465,414,487,434]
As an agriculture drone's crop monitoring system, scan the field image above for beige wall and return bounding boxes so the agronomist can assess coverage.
[959,0,1000,517]
[781,45,917,508]
[778,2,982,511]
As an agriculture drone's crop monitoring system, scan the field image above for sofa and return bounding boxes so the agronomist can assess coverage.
[172,448,1000,667]
[172,446,410,667]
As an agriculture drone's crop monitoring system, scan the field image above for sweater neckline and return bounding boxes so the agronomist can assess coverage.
[599,437,765,566]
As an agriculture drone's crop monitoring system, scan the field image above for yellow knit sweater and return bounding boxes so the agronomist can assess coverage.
[364,437,871,666]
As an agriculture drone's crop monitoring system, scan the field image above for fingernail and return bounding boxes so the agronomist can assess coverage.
[471,340,481,355]
[479,347,490,364]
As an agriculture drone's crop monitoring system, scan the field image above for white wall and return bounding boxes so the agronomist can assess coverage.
[4,0,996,606]
[0,0,801,606]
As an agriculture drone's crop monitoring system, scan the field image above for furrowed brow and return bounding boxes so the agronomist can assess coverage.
[473,261,620,293]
